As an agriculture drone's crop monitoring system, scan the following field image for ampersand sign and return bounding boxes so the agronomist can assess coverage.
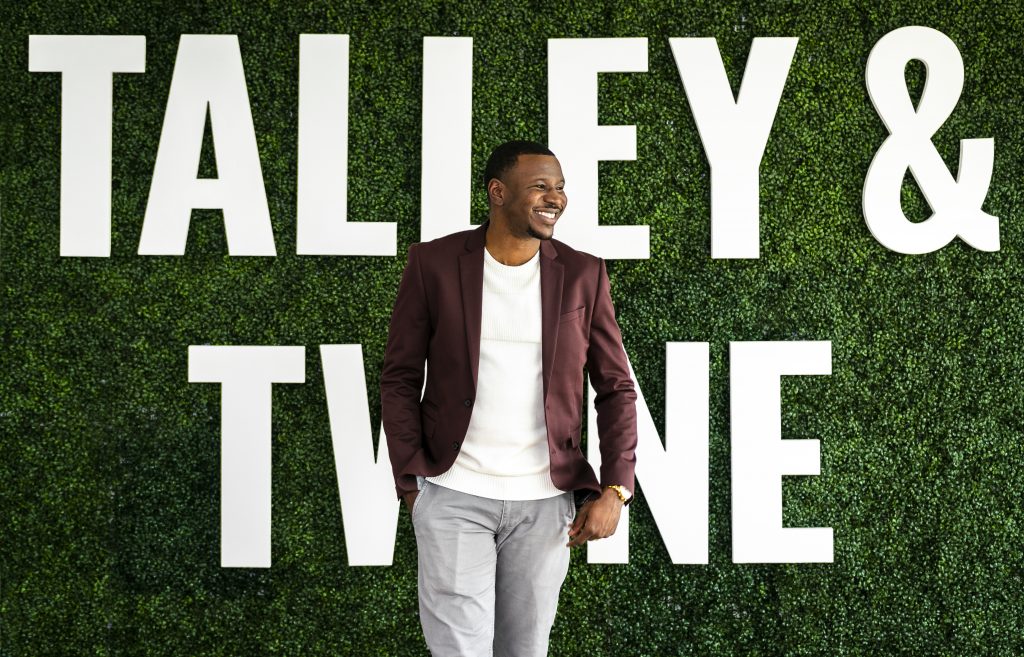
[863,26,998,254]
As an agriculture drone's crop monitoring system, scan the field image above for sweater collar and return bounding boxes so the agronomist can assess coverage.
[464,219,559,260]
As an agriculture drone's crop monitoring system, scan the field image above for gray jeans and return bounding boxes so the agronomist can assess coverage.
[411,479,576,657]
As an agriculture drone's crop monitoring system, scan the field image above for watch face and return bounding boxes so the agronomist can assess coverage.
[609,485,630,503]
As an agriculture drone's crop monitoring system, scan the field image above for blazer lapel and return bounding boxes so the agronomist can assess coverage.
[539,239,562,404]
[459,223,487,391]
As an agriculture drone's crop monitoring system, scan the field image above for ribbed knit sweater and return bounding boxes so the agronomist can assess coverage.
[425,246,563,500]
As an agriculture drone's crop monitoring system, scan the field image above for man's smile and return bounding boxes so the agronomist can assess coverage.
[534,208,560,224]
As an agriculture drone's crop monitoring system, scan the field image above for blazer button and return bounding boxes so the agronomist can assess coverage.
[463,399,472,407]
[452,441,461,450]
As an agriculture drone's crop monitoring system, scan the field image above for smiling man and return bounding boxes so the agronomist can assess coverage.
[380,140,638,656]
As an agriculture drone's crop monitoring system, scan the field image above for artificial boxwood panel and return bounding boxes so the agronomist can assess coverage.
[3,1,1023,655]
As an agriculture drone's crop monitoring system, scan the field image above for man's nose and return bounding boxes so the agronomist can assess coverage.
[543,189,564,208]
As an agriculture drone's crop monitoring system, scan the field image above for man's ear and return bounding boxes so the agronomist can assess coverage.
[487,178,505,207]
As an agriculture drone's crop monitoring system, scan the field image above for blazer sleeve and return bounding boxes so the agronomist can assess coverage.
[586,258,638,497]
[380,243,430,500]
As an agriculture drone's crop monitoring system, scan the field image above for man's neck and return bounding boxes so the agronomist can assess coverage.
[484,219,540,266]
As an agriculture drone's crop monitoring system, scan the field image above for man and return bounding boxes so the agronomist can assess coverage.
[380,140,637,656]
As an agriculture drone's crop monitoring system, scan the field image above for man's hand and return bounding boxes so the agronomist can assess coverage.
[566,488,624,547]
[403,490,419,513]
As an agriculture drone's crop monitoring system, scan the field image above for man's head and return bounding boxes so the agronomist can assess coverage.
[483,140,566,241]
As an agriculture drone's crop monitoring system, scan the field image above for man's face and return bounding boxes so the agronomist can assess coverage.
[495,154,567,241]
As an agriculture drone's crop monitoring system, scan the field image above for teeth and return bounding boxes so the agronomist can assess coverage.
[538,211,556,219]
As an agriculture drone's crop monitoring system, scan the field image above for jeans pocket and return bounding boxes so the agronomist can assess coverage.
[412,481,430,520]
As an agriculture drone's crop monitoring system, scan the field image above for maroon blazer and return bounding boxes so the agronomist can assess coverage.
[380,220,637,502]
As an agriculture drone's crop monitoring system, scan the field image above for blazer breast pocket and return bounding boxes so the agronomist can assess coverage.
[559,306,584,324]
[557,306,587,363]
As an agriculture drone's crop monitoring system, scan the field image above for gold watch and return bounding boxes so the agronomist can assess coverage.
[606,484,632,506]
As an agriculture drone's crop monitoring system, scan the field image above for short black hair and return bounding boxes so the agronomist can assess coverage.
[483,140,555,194]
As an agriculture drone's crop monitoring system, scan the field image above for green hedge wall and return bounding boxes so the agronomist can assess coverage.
[3,1,1023,655]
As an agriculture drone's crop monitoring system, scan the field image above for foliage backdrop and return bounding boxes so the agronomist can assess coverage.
[3,1,1023,655]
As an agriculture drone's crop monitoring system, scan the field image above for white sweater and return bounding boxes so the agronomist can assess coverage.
[425,246,564,500]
